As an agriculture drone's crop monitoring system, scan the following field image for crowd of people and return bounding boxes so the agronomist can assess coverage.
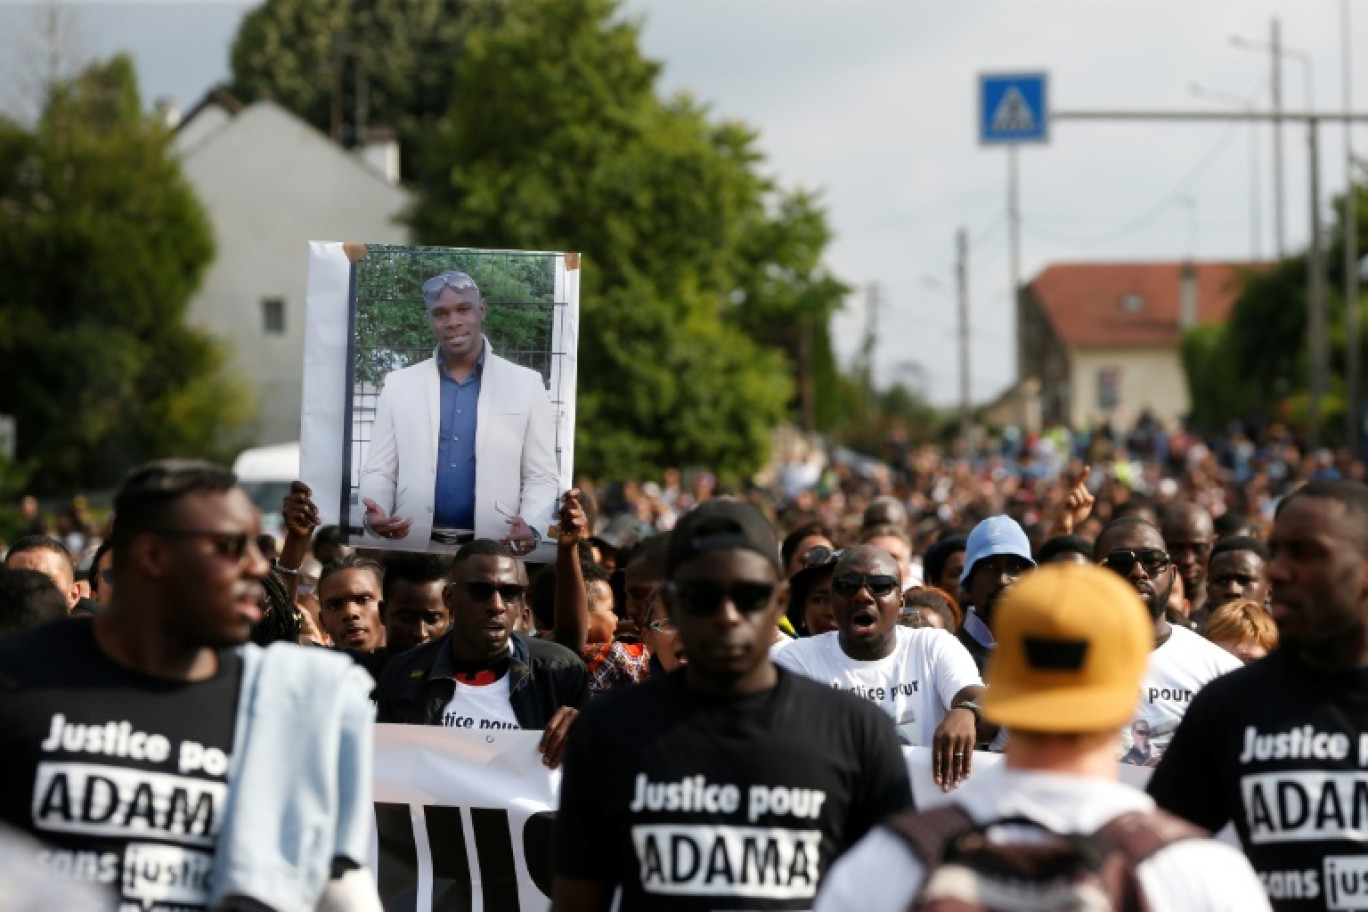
[0,419,1363,910]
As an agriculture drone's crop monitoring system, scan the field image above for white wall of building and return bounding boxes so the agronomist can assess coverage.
[174,101,411,445]
[1068,345,1189,431]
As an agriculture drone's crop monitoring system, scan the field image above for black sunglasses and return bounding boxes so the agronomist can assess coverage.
[832,573,900,598]
[799,545,842,570]
[422,271,479,300]
[464,581,527,603]
[1101,548,1171,577]
[668,580,776,616]
[151,529,251,560]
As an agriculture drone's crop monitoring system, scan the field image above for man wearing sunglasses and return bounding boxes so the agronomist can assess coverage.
[775,545,991,792]
[1093,517,1239,765]
[0,460,380,910]
[358,269,560,557]
[552,501,911,911]
[374,538,589,768]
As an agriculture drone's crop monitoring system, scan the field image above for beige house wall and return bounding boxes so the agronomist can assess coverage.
[1067,346,1189,430]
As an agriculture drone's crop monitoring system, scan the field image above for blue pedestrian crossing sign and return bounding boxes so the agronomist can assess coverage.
[979,73,1049,145]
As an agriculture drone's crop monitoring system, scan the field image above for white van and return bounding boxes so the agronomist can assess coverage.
[232,442,299,536]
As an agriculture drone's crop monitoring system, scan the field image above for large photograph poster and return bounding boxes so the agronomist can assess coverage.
[301,243,579,562]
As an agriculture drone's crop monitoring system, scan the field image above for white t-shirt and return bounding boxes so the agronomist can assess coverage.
[815,765,1270,912]
[1120,624,1241,760]
[438,673,522,732]
[772,626,981,747]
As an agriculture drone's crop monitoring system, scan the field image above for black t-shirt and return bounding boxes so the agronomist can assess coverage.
[1148,648,1368,911]
[0,618,242,911]
[553,666,913,910]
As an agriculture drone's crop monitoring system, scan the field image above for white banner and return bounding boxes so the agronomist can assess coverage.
[370,724,559,912]
[368,730,1218,910]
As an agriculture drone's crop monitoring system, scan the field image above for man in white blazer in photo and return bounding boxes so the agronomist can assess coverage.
[358,269,560,555]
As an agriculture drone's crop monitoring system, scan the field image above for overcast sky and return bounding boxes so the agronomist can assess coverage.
[2,0,1362,405]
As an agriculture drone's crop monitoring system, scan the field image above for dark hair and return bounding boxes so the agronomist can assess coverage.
[0,568,68,635]
[1214,510,1253,539]
[110,460,237,552]
[311,525,346,559]
[453,539,515,568]
[922,535,968,589]
[1210,535,1270,562]
[318,554,385,594]
[382,552,453,601]
[1037,534,1094,564]
[1093,516,1162,560]
[904,586,963,631]
[88,538,114,593]
[624,532,671,577]
[582,560,611,587]
[4,535,75,584]
[1278,480,1368,551]
[528,564,557,632]
[1114,497,1158,521]
[251,567,301,646]
[780,522,833,571]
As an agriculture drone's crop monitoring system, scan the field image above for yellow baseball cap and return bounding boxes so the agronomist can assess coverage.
[980,563,1150,732]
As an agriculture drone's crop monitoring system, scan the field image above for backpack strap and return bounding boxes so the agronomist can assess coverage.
[880,804,977,870]
[1094,808,1206,866]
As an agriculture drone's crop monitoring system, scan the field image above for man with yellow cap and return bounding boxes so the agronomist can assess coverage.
[815,563,1268,912]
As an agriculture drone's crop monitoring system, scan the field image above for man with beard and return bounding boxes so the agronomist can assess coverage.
[551,502,911,911]
[774,545,991,792]
[374,539,588,767]
[1095,517,1239,766]
[955,516,1036,673]
[1162,503,1216,627]
[1149,480,1368,911]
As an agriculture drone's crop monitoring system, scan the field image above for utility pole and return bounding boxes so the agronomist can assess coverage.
[1310,120,1328,450]
[957,228,971,447]
[1344,0,1361,452]
[1272,17,1286,258]
[1008,147,1024,427]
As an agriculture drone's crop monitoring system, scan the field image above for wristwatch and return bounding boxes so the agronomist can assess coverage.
[953,700,983,723]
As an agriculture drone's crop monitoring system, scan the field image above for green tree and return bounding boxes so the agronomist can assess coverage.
[1179,179,1368,440]
[405,0,851,480]
[228,0,503,171]
[0,54,254,491]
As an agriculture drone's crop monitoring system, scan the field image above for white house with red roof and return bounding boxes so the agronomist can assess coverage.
[1013,260,1259,432]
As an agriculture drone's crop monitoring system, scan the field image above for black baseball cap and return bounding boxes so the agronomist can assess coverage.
[666,500,781,578]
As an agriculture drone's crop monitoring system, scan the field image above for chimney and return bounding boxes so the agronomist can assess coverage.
[154,95,181,129]
[1179,260,1198,330]
[355,128,400,186]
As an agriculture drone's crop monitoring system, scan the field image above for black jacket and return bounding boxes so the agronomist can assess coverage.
[375,631,590,729]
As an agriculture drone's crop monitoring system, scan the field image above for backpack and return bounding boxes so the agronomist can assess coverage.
[882,803,1203,912]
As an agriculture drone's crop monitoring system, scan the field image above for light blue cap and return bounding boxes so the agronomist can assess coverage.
[960,515,1035,586]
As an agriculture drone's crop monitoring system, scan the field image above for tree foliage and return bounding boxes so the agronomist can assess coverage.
[402,0,848,480]
[228,0,502,172]
[1181,181,1368,442]
[0,55,254,491]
